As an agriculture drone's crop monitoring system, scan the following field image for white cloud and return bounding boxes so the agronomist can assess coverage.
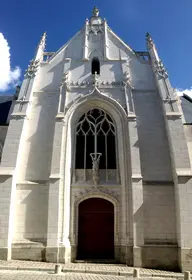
[176,87,192,98]
[0,33,21,92]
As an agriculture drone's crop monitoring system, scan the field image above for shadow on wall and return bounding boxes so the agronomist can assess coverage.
[38,60,64,92]
[133,92,173,182]
[21,91,59,181]
[134,200,179,271]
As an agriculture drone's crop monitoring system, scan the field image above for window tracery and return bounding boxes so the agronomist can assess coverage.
[75,108,117,183]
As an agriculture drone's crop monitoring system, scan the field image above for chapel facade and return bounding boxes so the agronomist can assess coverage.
[0,7,192,271]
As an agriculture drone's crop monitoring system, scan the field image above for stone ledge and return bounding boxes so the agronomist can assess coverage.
[132,174,143,182]
[55,114,64,119]
[128,114,137,121]
[16,180,48,185]
[12,242,44,249]
[176,169,192,177]
[10,112,27,119]
[0,168,14,176]
[49,174,60,179]
[166,112,182,119]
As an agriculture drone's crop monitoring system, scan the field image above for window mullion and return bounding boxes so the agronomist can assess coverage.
[84,134,87,181]
[105,135,108,182]
[94,126,97,155]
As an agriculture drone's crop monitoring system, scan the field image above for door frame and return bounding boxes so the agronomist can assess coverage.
[71,192,120,261]
[77,197,115,259]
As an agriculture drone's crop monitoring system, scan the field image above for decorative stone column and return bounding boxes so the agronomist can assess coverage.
[46,117,64,262]
[83,19,89,60]
[60,117,72,264]
[103,19,109,60]
[128,115,144,267]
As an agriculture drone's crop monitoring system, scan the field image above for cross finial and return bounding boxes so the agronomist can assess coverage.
[92,6,99,17]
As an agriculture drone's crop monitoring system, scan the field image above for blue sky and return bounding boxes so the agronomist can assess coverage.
[0,0,192,93]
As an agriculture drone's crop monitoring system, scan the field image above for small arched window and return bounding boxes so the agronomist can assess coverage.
[91,57,100,75]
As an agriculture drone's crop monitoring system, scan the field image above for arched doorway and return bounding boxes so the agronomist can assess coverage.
[77,198,114,259]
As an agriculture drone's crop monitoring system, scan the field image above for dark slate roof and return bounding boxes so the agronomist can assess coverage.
[180,94,192,124]
[0,95,15,126]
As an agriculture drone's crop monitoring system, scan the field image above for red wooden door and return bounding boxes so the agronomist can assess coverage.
[77,198,114,259]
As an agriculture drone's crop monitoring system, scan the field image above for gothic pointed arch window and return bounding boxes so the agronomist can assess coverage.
[91,57,100,75]
[75,108,118,183]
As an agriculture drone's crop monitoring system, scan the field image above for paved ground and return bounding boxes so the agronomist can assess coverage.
[0,261,183,276]
[0,270,180,280]
[0,261,185,279]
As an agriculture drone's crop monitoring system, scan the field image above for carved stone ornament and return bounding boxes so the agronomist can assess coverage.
[61,71,70,91]
[153,60,168,79]
[69,80,122,87]
[92,72,100,87]
[123,71,133,88]
[24,59,40,78]
[88,25,103,35]
[146,32,154,49]
[73,186,120,202]
[90,153,102,186]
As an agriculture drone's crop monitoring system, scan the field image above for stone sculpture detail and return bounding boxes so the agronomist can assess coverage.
[24,59,39,78]
[90,153,102,186]
[153,60,168,79]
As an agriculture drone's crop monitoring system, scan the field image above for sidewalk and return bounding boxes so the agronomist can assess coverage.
[0,260,184,278]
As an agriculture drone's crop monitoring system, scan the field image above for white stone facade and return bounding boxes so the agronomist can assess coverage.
[0,7,192,272]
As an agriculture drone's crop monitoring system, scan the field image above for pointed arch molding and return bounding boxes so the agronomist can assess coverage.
[88,49,103,59]
[71,188,120,246]
[64,88,128,125]
[60,87,132,250]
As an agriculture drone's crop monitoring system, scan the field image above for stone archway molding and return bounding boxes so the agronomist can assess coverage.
[60,87,131,263]
[71,189,120,261]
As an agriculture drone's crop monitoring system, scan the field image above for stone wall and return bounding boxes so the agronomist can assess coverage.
[183,125,192,167]
[17,92,59,181]
[143,184,177,244]
[134,92,173,181]
[12,183,49,243]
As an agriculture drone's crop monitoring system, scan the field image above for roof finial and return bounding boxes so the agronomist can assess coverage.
[92,6,99,17]
[39,31,47,47]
